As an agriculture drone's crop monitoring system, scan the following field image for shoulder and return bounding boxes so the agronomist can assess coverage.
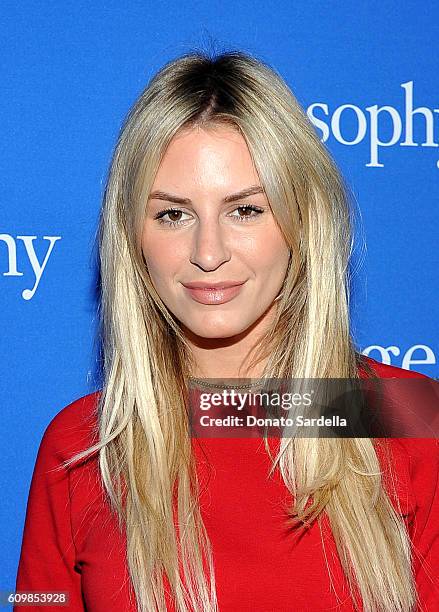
[359,354,431,379]
[38,391,102,464]
[359,354,439,481]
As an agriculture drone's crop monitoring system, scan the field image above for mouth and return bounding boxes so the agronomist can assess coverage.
[181,281,246,305]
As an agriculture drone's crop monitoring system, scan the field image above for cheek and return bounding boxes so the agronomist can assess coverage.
[144,252,176,287]
[241,227,289,272]
[142,233,179,288]
[142,232,194,302]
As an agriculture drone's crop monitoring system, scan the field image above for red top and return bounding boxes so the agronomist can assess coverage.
[15,357,439,611]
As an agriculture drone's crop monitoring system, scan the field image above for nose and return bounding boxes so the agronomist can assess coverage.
[189,217,231,272]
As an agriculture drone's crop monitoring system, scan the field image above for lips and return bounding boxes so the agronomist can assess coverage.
[182,281,244,290]
[182,281,246,305]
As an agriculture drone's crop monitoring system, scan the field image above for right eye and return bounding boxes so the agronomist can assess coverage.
[154,208,192,228]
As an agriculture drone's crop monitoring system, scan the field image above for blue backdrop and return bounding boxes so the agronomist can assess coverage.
[1,0,438,595]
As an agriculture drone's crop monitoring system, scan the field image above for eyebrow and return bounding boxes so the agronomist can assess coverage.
[148,185,265,205]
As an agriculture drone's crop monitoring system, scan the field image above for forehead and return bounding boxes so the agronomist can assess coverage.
[152,125,260,191]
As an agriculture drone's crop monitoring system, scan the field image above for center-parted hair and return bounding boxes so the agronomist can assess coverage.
[66,50,416,611]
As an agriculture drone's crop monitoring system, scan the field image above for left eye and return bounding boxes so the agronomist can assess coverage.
[229,205,264,221]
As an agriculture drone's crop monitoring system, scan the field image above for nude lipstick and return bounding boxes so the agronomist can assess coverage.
[182,281,246,305]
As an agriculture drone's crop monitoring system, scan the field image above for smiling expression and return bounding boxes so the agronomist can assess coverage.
[141,125,291,339]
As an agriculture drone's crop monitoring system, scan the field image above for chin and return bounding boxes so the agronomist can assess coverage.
[195,326,242,339]
[179,312,251,340]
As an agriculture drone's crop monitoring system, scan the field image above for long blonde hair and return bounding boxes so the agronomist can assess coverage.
[66,50,416,611]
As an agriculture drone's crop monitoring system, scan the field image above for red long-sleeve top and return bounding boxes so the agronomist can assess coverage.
[15,357,439,611]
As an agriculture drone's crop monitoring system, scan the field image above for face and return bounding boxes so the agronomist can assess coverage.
[142,125,291,340]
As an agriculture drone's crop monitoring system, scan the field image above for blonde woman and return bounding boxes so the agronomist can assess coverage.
[15,51,439,612]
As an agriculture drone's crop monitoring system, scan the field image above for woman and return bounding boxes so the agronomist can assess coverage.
[15,50,439,611]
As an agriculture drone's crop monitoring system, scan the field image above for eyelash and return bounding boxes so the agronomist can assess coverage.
[153,205,265,228]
